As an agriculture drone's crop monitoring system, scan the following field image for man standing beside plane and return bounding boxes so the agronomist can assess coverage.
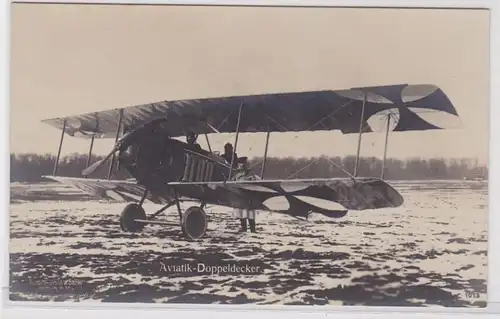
[232,156,258,233]
[220,143,258,233]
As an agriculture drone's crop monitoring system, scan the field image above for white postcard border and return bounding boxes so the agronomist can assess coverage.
[1,0,498,318]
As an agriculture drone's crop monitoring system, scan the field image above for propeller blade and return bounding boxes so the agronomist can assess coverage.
[82,146,117,176]
[80,118,162,176]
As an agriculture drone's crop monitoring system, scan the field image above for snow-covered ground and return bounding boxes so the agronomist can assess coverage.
[9,180,488,307]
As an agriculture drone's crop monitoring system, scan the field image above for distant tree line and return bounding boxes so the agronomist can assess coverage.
[10,153,488,183]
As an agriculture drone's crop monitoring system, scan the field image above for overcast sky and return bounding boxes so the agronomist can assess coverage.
[10,4,490,164]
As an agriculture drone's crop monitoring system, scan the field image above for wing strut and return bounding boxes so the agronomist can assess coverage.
[353,92,367,177]
[52,119,67,176]
[260,123,271,179]
[228,100,243,180]
[206,123,220,134]
[107,109,124,179]
[85,135,95,177]
[381,113,392,179]
[204,132,212,152]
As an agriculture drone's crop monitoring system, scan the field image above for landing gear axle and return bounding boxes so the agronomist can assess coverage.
[118,197,208,240]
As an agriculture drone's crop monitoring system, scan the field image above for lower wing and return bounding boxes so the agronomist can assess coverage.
[168,177,404,218]
[42,176,168,204]
[43,176,403,219]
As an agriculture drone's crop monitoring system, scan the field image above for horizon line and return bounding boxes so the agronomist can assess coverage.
[9,151,489,163]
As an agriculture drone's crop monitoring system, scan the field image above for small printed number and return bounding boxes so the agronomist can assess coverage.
[464,291,480,298]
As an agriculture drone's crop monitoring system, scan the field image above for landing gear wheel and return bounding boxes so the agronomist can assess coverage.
[120,203,147,233]
[181,206,208,240]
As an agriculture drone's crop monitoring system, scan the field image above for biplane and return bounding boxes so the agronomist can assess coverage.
[41,84,459,240]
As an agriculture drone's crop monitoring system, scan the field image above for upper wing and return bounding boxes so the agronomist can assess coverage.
[41,84,459,139]
[43,176,169,204]
[168,177,404,218]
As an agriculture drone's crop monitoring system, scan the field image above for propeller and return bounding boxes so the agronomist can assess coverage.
[81,117,169,177]
[82,143,120,176]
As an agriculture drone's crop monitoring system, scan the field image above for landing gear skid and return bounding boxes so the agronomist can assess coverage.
[118,190,208,240]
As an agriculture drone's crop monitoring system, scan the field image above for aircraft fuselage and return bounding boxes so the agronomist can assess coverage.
[115,129,259,208]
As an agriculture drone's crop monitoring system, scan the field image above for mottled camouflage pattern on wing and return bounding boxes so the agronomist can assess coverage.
[41,84,458,139]
[169,177,404,218]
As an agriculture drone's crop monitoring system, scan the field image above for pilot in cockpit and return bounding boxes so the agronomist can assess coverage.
[186,132,201,150]
[222,143,239,168]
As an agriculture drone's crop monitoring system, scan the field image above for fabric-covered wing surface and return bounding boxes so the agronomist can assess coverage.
[42,84,458,139]
[42,176,170,204]
[44,176,403,219]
